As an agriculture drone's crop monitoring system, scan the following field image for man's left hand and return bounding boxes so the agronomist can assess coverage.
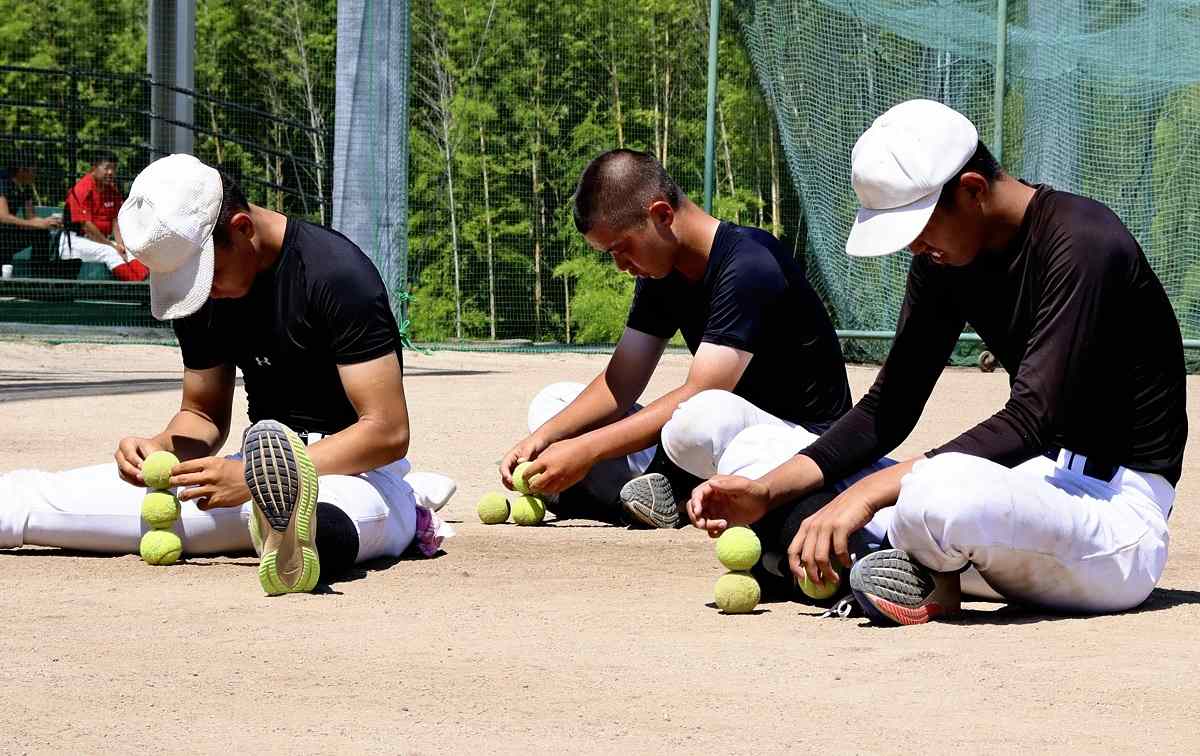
[787,460,913,587]
[171,457,251,510]
[523,437,596,495]
[787,486,878,588]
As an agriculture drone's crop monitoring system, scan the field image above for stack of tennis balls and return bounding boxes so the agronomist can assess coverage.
[139,450,183,566]
[475,460,547,526]
[713,526,762,614]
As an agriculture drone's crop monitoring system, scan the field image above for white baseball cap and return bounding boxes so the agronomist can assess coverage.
[845,99,979,257]
[118,154,222,320]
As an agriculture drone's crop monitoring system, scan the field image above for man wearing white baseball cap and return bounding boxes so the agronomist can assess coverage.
[688,99,1186,624]
[0,154,456,594]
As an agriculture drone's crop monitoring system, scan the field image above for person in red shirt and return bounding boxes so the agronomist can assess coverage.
[61,151,148,281]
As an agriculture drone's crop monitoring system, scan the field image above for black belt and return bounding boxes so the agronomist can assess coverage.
[1043,447,1119,482]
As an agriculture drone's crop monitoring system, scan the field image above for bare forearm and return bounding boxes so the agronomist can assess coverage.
[577,383,702,462]
[760,454,826,508]
[152,410,228,460]
[306,417,409,477]
[1,213,41,229]
[856,458,918,511]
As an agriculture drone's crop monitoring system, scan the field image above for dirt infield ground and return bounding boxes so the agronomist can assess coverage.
[1,341,1197,754]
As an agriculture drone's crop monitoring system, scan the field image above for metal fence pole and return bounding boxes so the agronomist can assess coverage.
[993,0,1008,163]
[703,0,720,213]
[67,70,78,178]
[174,0,196,155]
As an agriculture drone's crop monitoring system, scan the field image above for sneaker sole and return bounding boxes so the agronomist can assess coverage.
[849,548,959,626]
[243,420,319,595]
[619,473,679,529]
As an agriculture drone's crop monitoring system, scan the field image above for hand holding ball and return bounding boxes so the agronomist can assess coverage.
[141,450,180,489]
[511,461,541,495]
[798,571,840,601]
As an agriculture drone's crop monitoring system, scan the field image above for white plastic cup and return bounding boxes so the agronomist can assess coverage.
[1,264,12,279]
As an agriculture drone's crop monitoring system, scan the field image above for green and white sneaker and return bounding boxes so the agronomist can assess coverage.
[243,420,320,595]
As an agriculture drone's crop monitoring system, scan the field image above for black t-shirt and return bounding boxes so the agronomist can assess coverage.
[627,221,851,427]
[0,170,34,215]
[804,185,1188,486]
[173,219,403,435]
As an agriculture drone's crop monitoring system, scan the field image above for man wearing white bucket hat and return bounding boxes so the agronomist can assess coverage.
[0,154,456,594]
[688,99,1186,624]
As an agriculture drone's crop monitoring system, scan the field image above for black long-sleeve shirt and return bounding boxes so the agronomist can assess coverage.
[804,185,1187,486]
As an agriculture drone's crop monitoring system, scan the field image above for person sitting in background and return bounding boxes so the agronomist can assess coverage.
[0,152,62,269]
[61,151,149,281]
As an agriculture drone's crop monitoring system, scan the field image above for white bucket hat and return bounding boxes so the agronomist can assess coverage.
[845,99,979,257]
[118,154,222,319]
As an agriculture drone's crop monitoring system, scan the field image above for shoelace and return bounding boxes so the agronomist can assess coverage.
[820,595,859,619]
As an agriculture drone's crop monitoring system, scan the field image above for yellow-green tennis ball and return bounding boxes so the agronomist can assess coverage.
[511,494,546,525]
[141,450,180,489]
[141,490,181,529]
[715,526,762,571]
[798,571,840,601]
[139,529,182,566]
[512,461,540,495]
[477,491,510,524]
[714,571,761,614]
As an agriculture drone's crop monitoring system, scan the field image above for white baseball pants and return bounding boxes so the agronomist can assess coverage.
[659,389,894,542]
[0,457,455,563]
[892,451,1174,612]
[58,232,126,269]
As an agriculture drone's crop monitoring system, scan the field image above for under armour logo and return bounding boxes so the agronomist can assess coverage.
[255,356,272,367]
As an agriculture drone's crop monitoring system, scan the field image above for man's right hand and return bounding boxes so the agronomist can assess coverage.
[499,434,550,490]
[33,216,61,230]
[115,436,167,485]
[687,475,772,538]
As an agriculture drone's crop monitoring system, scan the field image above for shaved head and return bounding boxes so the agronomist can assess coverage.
[573,149,681,234]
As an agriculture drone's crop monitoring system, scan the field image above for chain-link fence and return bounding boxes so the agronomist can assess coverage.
[739,0,1200,362]
[405,0,801,347]
[0,0,335,331]
[2,1,1197,367]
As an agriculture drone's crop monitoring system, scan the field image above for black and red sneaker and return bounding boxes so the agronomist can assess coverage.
[849,549,961,625]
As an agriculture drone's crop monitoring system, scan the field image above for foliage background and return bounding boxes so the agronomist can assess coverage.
[2,1,1198,357]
